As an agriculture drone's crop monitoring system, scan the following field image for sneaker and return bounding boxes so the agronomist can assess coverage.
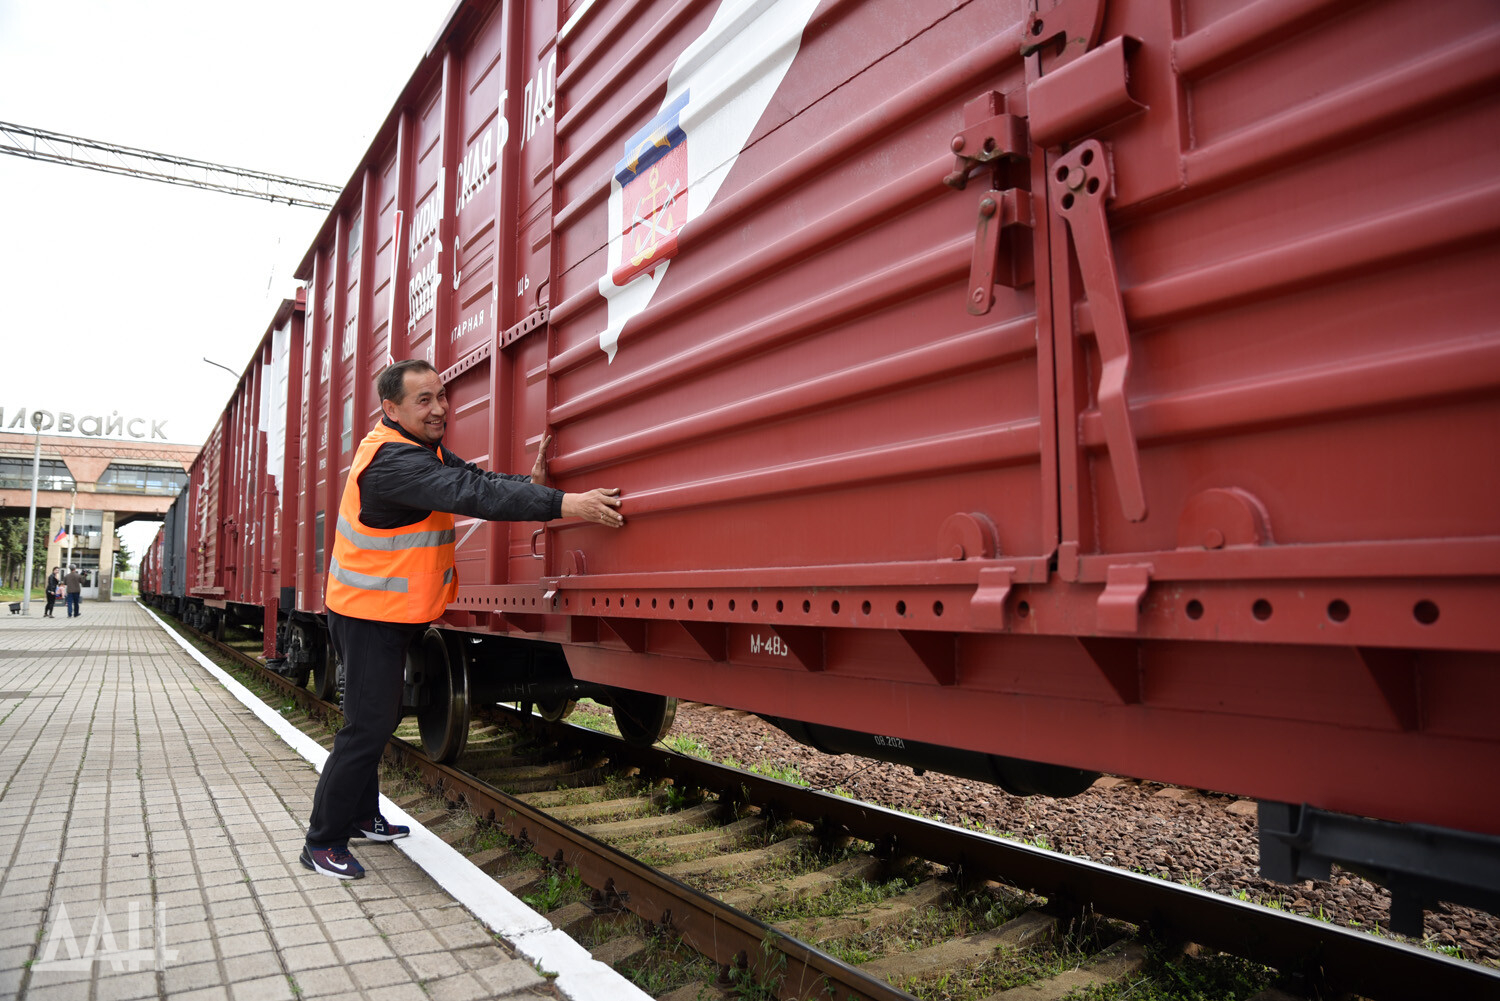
[300,845,364,879]
[355,814,410,842]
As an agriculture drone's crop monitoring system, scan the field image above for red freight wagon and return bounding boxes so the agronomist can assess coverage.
[198,0,1495,928]
[176,295,307,650]
[141,530,161,600]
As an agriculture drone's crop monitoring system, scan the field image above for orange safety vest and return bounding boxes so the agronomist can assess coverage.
[324,423,457,623]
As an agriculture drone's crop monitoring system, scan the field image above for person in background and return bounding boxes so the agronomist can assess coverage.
[300,358,625,880]
[63,566,83,618]
[44,567,59,618]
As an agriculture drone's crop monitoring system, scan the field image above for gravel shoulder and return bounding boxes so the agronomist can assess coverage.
[653,702,1500,967]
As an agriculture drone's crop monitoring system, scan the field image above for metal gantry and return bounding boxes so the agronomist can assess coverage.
[0,120,339,209]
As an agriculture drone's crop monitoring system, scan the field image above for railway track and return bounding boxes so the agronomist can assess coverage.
[175,612,1500,1001]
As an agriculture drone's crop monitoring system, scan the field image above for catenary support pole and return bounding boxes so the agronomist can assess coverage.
[20,421,42,615]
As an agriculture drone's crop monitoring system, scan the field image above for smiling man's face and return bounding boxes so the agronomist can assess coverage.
[383,368,448,445]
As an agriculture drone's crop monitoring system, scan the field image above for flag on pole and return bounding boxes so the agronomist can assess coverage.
[52,527,66,543]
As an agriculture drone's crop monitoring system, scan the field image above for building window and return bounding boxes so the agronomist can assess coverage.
[95,464,188,496]
[0,458,75,492]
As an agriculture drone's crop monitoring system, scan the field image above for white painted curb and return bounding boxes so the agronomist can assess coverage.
[141,602,652,1001]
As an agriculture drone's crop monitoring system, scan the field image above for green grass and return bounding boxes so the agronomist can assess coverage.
[759,874,919,925]
[614,931,721,996]
[1048,948,1275,1001]
[666,735,714,759]
[112,578,136,595]
[0,585,46,602]
[521,869,588,912]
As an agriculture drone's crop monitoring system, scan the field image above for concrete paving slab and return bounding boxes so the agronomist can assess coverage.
[0,601,651,1000]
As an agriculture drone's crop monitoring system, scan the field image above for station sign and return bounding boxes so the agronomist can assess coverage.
[0,407,169,440]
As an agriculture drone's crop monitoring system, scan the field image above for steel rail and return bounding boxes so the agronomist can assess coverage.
[177,616,1500,1000]
[539,714,1500,1001]
[176,620,911,1000]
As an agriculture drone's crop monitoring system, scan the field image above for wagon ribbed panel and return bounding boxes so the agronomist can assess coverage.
[1045,0,1500,655]
[548,0,1044,577]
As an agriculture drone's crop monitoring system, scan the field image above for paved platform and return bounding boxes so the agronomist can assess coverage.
[0,601,645,1001]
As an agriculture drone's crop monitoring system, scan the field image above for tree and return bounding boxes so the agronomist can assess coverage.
[0,516,48,589]
[114,533,132,575]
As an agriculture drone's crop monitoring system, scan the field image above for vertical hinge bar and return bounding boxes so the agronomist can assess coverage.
[1053,140,1148,522]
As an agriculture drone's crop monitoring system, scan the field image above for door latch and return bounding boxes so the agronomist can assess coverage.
[944,92,1028,191]
[948,91,1033,311]
[968,189,1034,312]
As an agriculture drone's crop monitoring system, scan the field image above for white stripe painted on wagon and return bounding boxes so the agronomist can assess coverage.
[596,0,822,362]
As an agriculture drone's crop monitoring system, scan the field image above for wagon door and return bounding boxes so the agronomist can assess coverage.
[1035,2,1500,817]
[407,0,559,608]
[547,0,1057,622]
[494,0,559,594]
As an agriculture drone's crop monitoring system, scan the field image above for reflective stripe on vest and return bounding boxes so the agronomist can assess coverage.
[336,515,455,552]
[328,557,455,593]
[324,423,458,623]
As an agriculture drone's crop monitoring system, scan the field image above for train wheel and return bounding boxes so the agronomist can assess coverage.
[610,691,677,747]
[535,697,577,722]
[415,629,469,762]
[311,633,340,703]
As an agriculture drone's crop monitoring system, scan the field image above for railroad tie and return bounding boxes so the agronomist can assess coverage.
[858,909,1057,982]
[981,940,1149,1000]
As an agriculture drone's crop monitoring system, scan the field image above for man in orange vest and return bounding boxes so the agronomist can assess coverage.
[301,359,623,879]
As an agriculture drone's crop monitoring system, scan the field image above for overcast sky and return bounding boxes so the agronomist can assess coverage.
[0,0,455,557]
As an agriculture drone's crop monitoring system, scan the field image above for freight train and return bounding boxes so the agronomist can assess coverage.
[140,0,1500,934]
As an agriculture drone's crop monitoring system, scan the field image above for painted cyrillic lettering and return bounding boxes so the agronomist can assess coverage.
[79,415,102,436]
[127,418,145,438]
[58,412,74,433]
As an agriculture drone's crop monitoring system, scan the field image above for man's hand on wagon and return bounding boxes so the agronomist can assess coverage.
[562,487,625,528]
[531,434,552,485]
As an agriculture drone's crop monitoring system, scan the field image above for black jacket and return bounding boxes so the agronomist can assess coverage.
[358,417,563,529]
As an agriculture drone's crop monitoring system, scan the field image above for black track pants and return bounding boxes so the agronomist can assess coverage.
[305,609,421,848]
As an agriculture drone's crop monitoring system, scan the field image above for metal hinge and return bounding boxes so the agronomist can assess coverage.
[1020,0,1106,71]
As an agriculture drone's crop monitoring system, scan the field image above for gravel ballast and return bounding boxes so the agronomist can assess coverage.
[652,702,1500,968]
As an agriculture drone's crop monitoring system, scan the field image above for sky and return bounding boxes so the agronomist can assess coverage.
[0,0,456,559]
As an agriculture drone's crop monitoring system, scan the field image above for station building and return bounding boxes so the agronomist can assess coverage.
[0,427,197,600]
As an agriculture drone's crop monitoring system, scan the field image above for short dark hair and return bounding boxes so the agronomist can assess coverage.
[377,359,439,403]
